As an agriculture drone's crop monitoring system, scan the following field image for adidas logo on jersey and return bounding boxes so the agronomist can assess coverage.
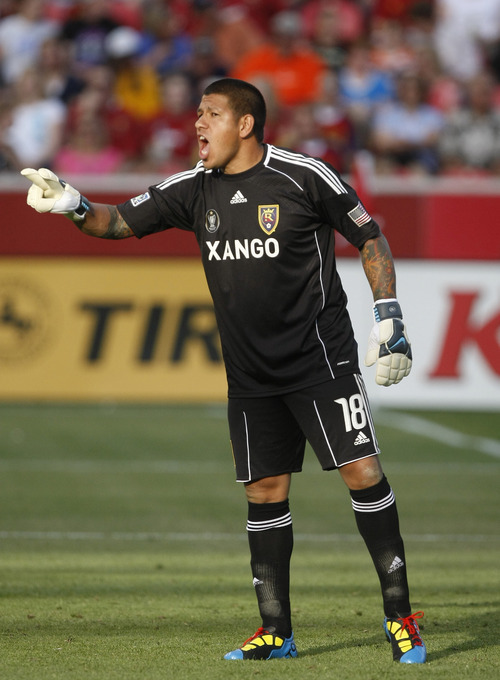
[354,431,370,446]
[388,556,405,574]
[230,190,247,204]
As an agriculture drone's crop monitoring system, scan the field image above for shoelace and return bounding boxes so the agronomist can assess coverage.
[242,627,269,646]
[399,611,424,646]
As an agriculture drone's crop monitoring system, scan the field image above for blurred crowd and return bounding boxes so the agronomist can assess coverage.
[2,0,500,178]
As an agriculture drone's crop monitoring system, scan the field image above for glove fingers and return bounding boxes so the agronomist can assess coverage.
[38,168,63,193]
[375,354,412,386]
[21,168,50,191]
[26,184,55,212]
[26,184,43,209]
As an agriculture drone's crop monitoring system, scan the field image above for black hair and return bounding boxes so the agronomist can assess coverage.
[202,78,266,143]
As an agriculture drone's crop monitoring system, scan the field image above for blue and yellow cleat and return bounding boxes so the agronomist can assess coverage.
[224,627,298,660]
[384,611,427,663]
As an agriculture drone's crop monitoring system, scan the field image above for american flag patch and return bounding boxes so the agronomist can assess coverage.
[348,201,371,227]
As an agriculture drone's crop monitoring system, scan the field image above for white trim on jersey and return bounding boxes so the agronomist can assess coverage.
[267,145,347,196]
[264,163,304,191]
[313,230,337,379]
[315,321,336,380]
[314,231,326,311]
[156,162,209,191]
[263,143,273,166]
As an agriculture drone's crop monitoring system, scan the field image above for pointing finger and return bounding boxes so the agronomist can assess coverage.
[21,168,50,191]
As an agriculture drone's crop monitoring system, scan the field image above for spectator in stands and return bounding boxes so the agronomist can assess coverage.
[0,98,22,171]
[212,4,265,74]
[275,101,345,169]
[54,92,126,175]
[302,0,366,49]
[104,26,162,122]
[4,65,66,169]
[338,40,394,148]
[59,0,121,76]
[439,71,500,175]
[143,71,199,173]
[313,70,355,172]
[369,70,444,174]
[0,0,59,85]
[231,10,328,108]
[64,62,151,167]
[38,36,86,104]
[370,18,417,77]
[140,3,194,78]
[433,0,500,82]
[413,45,462,115]
[306,0,347,72]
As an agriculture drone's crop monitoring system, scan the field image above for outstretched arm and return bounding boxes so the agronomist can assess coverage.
[21,167,134,239]
[73,202,134,239]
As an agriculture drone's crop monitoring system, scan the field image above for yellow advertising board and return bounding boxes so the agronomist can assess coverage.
[0,258,227,402]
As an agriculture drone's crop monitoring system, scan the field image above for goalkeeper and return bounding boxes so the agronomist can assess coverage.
[21,78,424,665]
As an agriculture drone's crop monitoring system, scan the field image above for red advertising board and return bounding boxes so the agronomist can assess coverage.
[2,176,500,259]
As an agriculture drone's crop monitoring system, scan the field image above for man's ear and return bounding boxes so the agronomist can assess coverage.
[239,114,255,139]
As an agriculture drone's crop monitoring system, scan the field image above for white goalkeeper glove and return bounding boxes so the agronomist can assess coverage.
[364,298,412,386]
[21,167,90,221]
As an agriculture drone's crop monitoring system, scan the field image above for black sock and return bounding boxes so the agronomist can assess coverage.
[350,475,411,618]
[247,499,293,637]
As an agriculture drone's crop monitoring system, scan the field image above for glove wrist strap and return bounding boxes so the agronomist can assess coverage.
[373,299,402,322]
[69,196,90,221]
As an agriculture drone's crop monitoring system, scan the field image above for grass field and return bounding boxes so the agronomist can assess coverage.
[0,403,499,679]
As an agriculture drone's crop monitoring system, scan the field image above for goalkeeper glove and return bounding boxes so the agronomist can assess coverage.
[364,298,412,386]
[21,167,90,221]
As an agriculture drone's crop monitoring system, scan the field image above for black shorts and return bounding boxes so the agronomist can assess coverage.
[228,374,380,483]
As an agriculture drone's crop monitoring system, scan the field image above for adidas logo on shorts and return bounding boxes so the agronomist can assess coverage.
[354,431,370,445]
[230,190,247,204]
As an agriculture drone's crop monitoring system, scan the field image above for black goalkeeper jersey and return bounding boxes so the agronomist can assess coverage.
[118,144,381,397]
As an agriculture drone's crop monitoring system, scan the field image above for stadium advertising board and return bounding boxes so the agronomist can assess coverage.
[1,259,498,408]
[0,258,226,402]
[338,260,500,410]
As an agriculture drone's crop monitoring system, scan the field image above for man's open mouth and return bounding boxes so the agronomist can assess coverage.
[199,135,210,160]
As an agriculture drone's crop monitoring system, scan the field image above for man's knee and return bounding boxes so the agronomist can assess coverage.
[244,473,291,503]
[339,455,384,490]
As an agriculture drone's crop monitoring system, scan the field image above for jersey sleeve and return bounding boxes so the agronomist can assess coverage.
[307,162,381,248]
[117,173,198,239]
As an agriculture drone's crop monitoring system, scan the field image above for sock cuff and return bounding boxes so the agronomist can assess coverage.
[350,475,395,513]
[247,499,292,531]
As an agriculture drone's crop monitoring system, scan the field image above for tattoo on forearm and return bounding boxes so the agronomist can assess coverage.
[361,236,396,300]
[72,204,132,238]
[102,207,133,239]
